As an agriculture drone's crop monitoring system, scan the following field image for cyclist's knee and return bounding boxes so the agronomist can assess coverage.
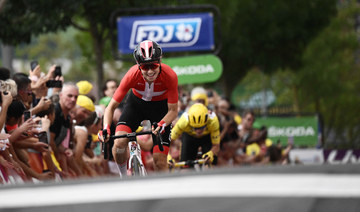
[113,137,128,149]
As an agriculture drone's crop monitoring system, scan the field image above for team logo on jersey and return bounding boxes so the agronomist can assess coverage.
[129,18,201,49]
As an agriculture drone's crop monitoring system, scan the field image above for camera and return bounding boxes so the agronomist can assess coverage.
[30,61,38,71]
[0,80,14,103]
[46,80,62,88]
[54,66,62,77]
[24,111,31,121]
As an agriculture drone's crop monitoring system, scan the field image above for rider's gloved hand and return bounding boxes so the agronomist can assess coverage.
[157,120,167,134]
[167,154,175,168]
[98,124,110,142]
[202,150,214,163]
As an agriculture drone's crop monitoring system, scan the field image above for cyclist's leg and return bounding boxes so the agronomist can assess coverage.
[112,128,130,176]
[146,99,170,171]
[180,133,200,161]
[113,92,143,176]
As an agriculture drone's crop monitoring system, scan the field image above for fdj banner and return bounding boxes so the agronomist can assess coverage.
[255,116,319,147]
[117,13,214,54]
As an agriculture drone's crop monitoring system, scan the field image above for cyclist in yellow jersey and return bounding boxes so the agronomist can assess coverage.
[171,103,220,164]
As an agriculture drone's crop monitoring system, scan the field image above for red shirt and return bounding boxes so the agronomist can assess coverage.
[113,63,178,104]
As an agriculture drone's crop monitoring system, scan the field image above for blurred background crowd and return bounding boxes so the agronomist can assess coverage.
[0,64,293,184]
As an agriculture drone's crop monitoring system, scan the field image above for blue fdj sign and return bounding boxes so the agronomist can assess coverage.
[117,13,214,54]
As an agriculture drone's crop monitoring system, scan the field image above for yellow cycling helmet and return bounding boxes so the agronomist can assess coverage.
[188,103,209,128]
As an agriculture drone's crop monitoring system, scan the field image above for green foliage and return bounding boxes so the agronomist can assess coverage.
[209,0,337,97]
[297,1,360,147]
[0,0,83,45]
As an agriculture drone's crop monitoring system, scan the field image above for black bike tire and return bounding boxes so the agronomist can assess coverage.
[131,157,140,176]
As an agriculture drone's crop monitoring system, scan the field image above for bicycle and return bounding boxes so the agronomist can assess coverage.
[102,123,164,177]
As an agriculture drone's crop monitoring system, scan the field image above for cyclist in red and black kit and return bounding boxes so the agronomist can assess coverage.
[99,40,178,176]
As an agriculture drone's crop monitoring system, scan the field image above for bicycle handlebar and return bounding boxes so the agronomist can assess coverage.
[110,130,164,152]
[101,123,165,159]
[173,159,207,168]
[110,130,153,139]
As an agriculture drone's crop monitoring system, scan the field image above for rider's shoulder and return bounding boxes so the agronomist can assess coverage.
[161,63,176,74]
[176,112,190,126]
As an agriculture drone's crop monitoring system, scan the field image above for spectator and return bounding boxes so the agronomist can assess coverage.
[99,79,117,110]
[217,98,239,145]
[36,102,63,179]
[13,73,52,116]
[5,99,52,182]
[73,95,95,124]
[73,111,101,177]
[238,110,256,144]
[206,89,220,112]
[0,67,11,80]
[190,86,208,106]
[49,82,81,177]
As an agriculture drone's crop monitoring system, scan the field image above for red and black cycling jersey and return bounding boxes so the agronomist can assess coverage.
[113,63,178,104]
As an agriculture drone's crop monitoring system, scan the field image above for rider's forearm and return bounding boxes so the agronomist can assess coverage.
[161,103,178,125]
[103,99,118,129]
[210,144,220,155]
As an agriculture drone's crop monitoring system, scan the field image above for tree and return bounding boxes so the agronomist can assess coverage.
[0,0,82,45]
[70,0,180,98]
[208,0,337,97]
[297,1,360,148]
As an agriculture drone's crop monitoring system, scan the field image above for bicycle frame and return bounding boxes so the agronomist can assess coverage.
[108,130,164,177]
[128,135,147,176]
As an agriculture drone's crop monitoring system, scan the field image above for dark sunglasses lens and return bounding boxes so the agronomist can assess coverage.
[194,125,206,130]
[140,63,159,71]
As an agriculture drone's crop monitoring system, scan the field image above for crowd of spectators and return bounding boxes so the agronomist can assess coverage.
[0,64,292,184]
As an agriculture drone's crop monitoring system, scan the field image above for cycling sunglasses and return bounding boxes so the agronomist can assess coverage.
[139,63,160,71]
[194,125,207,130]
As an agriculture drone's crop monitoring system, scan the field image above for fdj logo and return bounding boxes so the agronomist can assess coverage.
[129,18,201,49]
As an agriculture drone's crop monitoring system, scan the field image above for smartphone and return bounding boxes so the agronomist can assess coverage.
[38,131,48,146]
[46,80,62,88]
[54,66,62,77]
[24,111,31,121]
[30,61,38,71]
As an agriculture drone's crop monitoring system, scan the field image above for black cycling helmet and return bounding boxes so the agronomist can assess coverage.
[133,40,162,65]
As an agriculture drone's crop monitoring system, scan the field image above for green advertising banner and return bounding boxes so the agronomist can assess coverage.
[162,54,223,85]
[255,116,319,147]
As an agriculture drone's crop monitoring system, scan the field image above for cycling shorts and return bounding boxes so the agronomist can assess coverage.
[180,133,212,162]
[116,91,171,154]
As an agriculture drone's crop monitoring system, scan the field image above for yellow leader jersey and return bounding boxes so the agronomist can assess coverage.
[171,110,220,145]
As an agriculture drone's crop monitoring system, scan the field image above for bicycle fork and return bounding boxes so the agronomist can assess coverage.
[128,141,147,176]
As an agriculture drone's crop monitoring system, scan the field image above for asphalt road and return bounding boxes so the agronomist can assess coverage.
[1,164,360,212]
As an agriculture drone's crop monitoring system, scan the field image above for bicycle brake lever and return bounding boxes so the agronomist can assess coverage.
[157,133,164,152]
[102,129,108,159]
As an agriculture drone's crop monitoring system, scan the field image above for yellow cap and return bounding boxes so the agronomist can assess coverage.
[76,95,95,112]
[191,93,208,106]
[76,80,93,95]
[234,114,242,125]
